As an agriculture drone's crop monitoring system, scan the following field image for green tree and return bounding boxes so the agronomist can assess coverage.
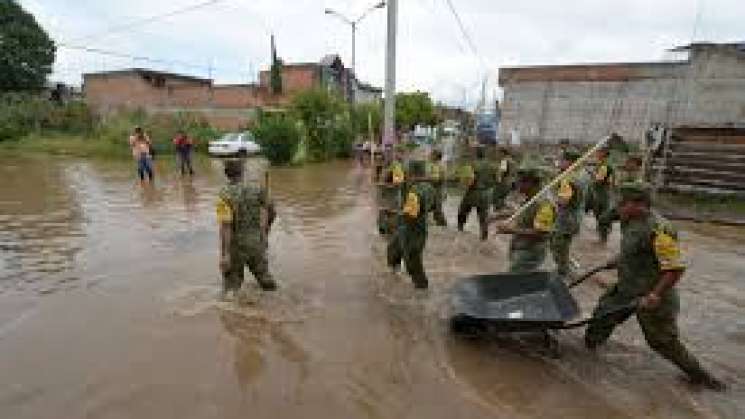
[269,34,283,95]
[270,60,283,95]
[351,102,382,142]
[395,91,436,131]
[291,89,351,161]
[0,0,56,92]
[253,115,301,165]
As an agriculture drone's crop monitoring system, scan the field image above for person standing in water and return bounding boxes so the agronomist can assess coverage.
[129,126,154,184]
[216,159,277,299]
[173,130,195,176]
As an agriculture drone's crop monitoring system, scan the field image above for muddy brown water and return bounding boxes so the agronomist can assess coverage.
[0,153,743,419]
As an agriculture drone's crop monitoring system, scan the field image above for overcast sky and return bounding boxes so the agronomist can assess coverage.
[19,0,744,108]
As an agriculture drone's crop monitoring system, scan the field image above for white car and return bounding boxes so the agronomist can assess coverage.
[208,132,261,156]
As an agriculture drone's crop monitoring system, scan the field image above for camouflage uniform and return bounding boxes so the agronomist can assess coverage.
[509,195,555,273]
[377,159,406,236]
[585,184,715,384]
[427,158,447,226]
[458,157,495,240]
[216,178,276,292]
[590,155,614,242]
[550,162,584,277]
[492,153,516,211]
[387,160,434,289]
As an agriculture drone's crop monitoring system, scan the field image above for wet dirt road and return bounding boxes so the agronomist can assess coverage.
[0,153,743,419]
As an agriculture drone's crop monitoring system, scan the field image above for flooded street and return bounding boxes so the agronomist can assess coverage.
[1,153,744,419]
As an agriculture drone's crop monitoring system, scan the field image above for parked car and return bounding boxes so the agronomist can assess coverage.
[208,132,261,156]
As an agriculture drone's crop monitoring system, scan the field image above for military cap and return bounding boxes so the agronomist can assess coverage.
[407,159,427,178]
[618,181,653,204]
[224,159,244,178]
[562,150,581,162]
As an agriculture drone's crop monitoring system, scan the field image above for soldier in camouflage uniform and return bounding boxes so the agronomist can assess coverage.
[590,147,614,243]
[217,160,277,298]
[495,163,556,273]
[458,147,495,241]
[387,160,435,289]
[377,148,407,235]
[550,151,584,278]
[599,153,644,227]
[428,149,447,227]
[585,182,725,391]
[492,146,516,212]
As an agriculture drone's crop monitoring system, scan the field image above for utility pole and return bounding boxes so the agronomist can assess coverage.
[383,0,397,147]
[351,22,357,75]
[324,2,385,105]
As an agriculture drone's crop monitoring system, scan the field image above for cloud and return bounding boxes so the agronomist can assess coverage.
[18,0,745,108]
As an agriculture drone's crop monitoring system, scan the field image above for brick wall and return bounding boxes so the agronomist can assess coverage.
[259,65,318,93]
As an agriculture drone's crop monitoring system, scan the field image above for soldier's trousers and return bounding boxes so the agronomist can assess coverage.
[432,183,447,226]
[387,230,428,288]
[458,189,489,240]
[585,286,708,380]
[223,243,273,291]
[492,182,511,211]
[509,241,548,273]
[591,188,612,241]
[378,209,395,235]
[550,232,576,277]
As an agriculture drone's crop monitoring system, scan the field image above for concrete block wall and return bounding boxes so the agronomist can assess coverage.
[499,44,745,145]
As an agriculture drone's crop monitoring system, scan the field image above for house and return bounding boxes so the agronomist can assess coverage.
[83,55,382,130]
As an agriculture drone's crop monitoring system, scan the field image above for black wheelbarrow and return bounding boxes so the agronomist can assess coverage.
[449,269,636,356]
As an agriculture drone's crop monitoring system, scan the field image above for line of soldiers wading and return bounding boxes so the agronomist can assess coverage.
[371,139,725,391]
[211,143,725,391]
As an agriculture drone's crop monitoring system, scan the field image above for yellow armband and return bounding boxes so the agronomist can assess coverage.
[216,197,233,224]
[402,192,420,218]
[654,230,686,271]
[533,202,555,232]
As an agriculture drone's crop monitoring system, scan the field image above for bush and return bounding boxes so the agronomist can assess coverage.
[0,93,96,142]
[291,89,353,161]
[253,115,301,165]
[93,110,221,154]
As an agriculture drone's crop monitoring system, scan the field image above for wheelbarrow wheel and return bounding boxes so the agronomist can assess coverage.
[450,314,487,338]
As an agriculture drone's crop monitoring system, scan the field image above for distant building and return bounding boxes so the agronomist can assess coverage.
[83,55,381,130]
[258,54,381,104]
[499,42,745,144]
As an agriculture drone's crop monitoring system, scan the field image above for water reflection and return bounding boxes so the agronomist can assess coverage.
[0,154,84,294]
[0,154,742,419]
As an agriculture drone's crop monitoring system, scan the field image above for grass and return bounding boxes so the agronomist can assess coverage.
[0,133,131,158]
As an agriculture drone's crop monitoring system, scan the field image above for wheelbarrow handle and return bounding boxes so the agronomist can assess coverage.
[556,300,639,330]
[567,263,616,289]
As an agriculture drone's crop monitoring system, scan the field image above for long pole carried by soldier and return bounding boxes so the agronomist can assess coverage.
[494,161,555,273]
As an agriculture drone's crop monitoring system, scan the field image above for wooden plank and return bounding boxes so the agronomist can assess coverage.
[669,142,745,153]
[664,172,745,189]
[666,158,745,173]
[664,177,745,192]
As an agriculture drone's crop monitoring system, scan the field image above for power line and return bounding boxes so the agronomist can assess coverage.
[57,43,237,76]
[67,0,224,44]
[442,0,486,68]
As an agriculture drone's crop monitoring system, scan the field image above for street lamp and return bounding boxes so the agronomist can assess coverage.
[324,1,385,78]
